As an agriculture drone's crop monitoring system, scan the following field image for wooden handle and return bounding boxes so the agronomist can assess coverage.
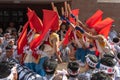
[64,1,68,17]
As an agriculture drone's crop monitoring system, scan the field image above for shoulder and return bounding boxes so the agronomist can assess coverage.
[78,73,89,80]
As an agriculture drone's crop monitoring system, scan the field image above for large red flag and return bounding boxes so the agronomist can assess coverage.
[17,21,28,55]
[69,9,79,25]
[92,17,114,34]
[50,14,59,31]
[30,10,58,50]
[99,22,113,38]
[63,28,72,46]
[27,9,43,33]
[86,9,103,28]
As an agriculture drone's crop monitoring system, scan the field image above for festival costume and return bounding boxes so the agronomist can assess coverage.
[74,31,95,63]
[95,35,113,58]
[35,32,60,76]
[78,55,98,80]
[43,32,60,59]
[8,58,42,80]
[89,17,114,58]
[59,45,70,62]
[24,45,36,71]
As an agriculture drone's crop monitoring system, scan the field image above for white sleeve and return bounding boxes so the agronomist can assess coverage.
[7,66,17,80]
[115,45,120,53]
[28,32,35,43]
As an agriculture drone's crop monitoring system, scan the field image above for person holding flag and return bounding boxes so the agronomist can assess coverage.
[62,3,115,60]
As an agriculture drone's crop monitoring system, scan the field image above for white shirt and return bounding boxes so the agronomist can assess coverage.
[109,30,118,40]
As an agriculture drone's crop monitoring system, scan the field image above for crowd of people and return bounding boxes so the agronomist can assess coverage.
[0,2,120,80]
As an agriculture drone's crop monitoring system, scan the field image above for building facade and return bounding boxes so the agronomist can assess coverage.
[0,0,119,34]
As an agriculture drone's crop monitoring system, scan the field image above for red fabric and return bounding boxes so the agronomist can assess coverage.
[27,9,43,33]
[92,17,114,34]
[30,9,58,50]
[72,9,79,16]
[32,50,39,60]
[63,28,72,46]
[27,7,32,12]
[69,9,79,24]
[99,23,113,38]
[17,22,28,55]
[86,9,103,28]
[95,49,100,57]
[69,31,75,40]
[51,13,59,31]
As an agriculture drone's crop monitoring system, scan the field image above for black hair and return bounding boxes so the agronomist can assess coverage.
[117,52,120,60]
[67,61,79,72]
[100,57,116,67]
[39,44,45,51]
[103,53,115,59]
[60,22,69,30]
[78,75,89,80]
[113,37,119,43]
[43,59,58,75]
[91,71,112,80]
[5,30,10,34]
[6,45,13,50]
[67,61,79,77]
[87,54,98,63]
[0,34,3,37]
[0,62,13,78]
[86,54,98,69]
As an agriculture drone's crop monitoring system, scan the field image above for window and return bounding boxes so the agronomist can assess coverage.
[0,9,27,32]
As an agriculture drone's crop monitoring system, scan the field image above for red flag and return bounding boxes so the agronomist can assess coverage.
[69,9,79,24]
[17,21,28,55]
[92,17,114,34]
[86,9,103,28]
[27,7,32,12]
[32,50,39,60]
[63,28,72,46]
[99,22,113,38]
[30,10,58,50]
[95,49,100,57]
[50,14,59,31]
[27,9,43,33]
[72,9,79,16]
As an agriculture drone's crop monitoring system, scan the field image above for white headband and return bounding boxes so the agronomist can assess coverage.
[100,63,115,74]
[67,68,80,76]
[45,67,54,72]
[86,57,97,68]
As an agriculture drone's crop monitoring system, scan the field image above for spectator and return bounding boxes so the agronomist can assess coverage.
[67,61,80,80]
[0,27,3,36]
[5,22,17,34]
[91,71,112,80]
[43,59,58,80]
[78,54,98,80]
[58,22,68,41]
[99,57,117,80]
